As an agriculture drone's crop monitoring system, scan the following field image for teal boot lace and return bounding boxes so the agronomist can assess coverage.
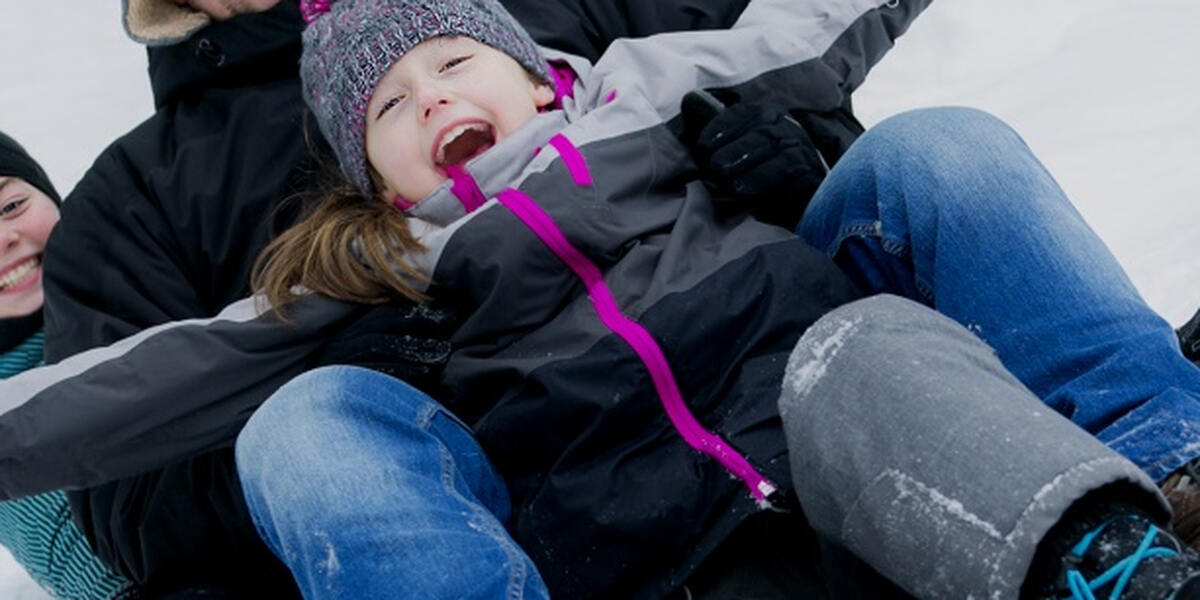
[1063,520,1179,600]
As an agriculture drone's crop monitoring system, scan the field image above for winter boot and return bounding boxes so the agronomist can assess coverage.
[1179,307,1200,365]
[1037,514,1200,599]
[1162,458,1200,551]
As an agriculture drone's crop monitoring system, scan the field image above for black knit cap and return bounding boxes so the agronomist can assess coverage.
[0,130,61,206]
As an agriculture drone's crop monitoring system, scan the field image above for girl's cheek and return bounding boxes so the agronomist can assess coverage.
[30,207,60,247]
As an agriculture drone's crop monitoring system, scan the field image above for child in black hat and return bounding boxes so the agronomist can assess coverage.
[0,131,134,600]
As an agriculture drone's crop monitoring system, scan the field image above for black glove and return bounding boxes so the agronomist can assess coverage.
[1179,306,1200,364]
[680,90,828,230]
[309,298,460,396]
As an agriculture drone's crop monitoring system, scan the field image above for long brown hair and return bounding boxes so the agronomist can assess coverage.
[251,167,428,312]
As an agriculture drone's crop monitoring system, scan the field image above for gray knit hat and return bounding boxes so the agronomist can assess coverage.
[299,0,551,195]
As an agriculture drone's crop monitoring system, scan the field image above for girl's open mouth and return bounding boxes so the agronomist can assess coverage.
[434,122,496,169]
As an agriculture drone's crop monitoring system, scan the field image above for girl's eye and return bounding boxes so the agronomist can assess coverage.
[0,198,27,217]
[440,55,472,73]
[376,95,405,119]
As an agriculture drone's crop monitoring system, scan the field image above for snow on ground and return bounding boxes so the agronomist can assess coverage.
[0,0,1197,596]
[854,0,1200,325]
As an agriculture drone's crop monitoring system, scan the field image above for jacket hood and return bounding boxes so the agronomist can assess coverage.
[146,1,304,109]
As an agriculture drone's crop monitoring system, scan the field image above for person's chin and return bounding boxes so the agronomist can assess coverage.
[0,296,44,319]
[0,276,44,319]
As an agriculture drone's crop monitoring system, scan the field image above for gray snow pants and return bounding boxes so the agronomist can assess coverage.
[780,294,1170,599]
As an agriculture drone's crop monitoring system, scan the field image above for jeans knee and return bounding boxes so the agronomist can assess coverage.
[866,107,1012,152]
[235,366,427,486]
[831,106,1050,231]
[239,367,343,454]
[854,107,1027,180]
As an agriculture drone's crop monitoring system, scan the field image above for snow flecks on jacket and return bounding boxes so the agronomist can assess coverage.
[780,315,862,409]
[885,468,1005,541]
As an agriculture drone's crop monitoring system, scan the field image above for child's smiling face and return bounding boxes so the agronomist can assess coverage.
[364,36,555,204]
[0,177,59,319]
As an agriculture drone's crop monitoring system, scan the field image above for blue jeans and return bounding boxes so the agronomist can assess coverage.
[799,107,1200,482]
[234,366,549,600]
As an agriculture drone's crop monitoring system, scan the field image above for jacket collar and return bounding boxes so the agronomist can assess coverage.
[146,2,304,109]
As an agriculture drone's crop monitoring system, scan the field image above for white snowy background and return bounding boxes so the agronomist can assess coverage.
[0,0,1197,597]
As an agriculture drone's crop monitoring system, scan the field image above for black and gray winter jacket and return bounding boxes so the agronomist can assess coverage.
[8,0,927,597]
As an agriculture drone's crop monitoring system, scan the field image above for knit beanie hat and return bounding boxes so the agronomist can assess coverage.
[299,0,551,195]
[0,131,60,206]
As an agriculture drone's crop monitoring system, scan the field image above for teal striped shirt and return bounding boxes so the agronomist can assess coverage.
[0,332,134,599]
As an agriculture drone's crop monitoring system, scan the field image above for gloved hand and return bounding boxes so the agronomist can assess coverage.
[308,298,460,396]
[1179,306,1200,364]
[680,90,828,230]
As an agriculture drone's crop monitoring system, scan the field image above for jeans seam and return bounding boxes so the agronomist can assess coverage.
[829,221,935,304]
[828,221,882,255]
[423,403,531,600]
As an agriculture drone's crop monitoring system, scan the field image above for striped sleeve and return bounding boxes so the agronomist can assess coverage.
[0,491,132,600]
[0,333,44,378]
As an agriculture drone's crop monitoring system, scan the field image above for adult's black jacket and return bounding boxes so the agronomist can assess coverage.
[42,4,314,596]
[40,0,870,596]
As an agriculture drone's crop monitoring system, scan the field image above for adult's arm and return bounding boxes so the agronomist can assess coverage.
[504,0,751,62]
[41,81,315,361]
[563,0,930,127]
[0,293,361,500]
[507,0,888,165]
[35,75,325,590]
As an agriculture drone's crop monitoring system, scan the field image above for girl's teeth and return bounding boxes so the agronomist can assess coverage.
[0,257,37,290]
[437,123,487,164]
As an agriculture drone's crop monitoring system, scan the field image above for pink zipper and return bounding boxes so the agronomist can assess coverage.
[496,181,778,503]
[445,165,487,213]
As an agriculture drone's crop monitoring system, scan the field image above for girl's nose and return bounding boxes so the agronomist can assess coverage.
[418,87,452,122]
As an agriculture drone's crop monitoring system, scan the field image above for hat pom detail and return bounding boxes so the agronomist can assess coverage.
[299,0,333,24]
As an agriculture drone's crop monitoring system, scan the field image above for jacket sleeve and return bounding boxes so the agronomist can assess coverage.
[0,294,362,500]
[41,145,215,361]
[505,0,751,62]
[41,82,316,363]
[579,0,932,120]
